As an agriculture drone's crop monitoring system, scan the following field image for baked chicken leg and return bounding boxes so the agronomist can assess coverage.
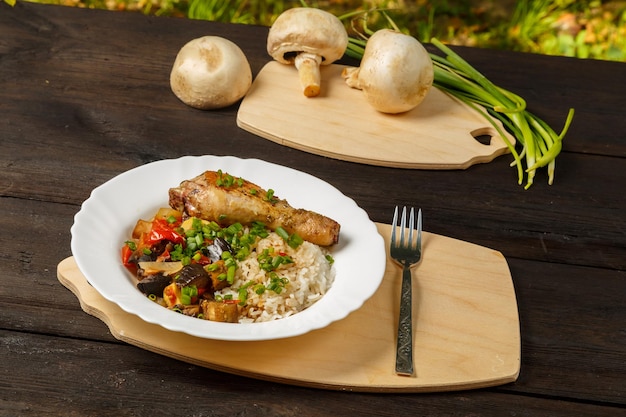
[169,170,340,246]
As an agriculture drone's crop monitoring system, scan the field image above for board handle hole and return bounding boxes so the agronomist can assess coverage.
[471,128,497,146]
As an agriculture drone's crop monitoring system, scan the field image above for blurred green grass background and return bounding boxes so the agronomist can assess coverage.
[18,0,626,61]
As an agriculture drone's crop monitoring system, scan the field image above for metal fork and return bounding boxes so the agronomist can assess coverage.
[390,206,423,376]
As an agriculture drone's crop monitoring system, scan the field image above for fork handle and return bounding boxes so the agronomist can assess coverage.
[395,264,414,376]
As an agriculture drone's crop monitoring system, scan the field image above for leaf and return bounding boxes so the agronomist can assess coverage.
[4,0,17,6]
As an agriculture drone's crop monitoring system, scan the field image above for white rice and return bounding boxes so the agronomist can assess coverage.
[215,232,335,323]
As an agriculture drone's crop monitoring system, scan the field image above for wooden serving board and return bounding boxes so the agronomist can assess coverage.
[58,223,520,393]
[237,62,515,169]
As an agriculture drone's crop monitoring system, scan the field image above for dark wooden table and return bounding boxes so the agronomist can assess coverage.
[1,2,625,416]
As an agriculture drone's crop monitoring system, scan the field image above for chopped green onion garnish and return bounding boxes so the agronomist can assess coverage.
[206,263,221,271]
[264,189,277,203]
[226,265,236,284]
[275,226,289,240]
[275,226,304,249]
[181,294,191,305]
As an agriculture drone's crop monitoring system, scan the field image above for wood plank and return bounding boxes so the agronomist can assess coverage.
[2,1,625,160]
[1,2,625,413]
[2,329,623,417]
[1,4,625,270]
[0,197,624,403]
[506,258,626,404]
[3,128,625,270]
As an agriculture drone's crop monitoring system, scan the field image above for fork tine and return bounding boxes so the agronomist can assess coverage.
[400,206,407,247]
[408,207,415,249]
[391,206,399,247]
[417,209,422,250]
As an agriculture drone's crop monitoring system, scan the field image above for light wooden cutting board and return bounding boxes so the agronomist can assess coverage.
[58,223,520,393]
[237,62,515,169]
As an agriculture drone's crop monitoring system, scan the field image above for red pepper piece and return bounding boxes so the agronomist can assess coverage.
[146,219,185,245]
[121,244,134,266]
[121,244,138,274]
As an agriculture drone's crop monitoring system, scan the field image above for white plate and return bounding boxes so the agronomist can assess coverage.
[71,155,386,341]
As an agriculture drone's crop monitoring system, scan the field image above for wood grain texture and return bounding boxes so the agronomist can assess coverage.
[56,223,520,392]
[1,1,625,415]
[2,330,618,417]
[1,4,625,271]
[238,62,514,169]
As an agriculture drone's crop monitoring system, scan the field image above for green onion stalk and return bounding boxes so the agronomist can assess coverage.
[341,13,575,189]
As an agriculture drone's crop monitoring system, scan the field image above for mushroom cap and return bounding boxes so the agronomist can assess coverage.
[170,36,252,110]
[351,29,434,114]
[267,8,348,66]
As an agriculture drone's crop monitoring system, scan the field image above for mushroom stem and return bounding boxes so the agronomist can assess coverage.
[294,52,322,98]
[341,67,360,89]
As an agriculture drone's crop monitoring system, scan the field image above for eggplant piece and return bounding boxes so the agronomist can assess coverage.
[176,264,210,289]
[205,237,232,262]
[201,300,239,323]
[130,241,174,267]
[137,273,171,296]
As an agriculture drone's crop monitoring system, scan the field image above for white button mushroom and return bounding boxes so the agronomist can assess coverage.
[342,29,434,114]
[267,8,348,97]
[170,36,252,110]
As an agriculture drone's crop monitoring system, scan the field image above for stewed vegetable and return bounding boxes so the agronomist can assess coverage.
[122,207,272,322]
